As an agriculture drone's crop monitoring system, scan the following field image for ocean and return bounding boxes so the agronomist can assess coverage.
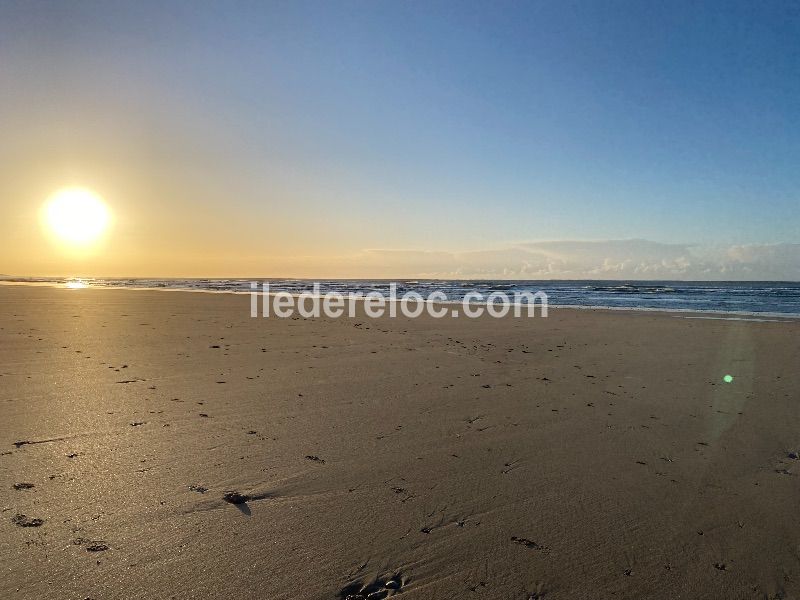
[3,277,800,318]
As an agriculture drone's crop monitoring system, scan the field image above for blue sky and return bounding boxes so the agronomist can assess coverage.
[1,1,799,278]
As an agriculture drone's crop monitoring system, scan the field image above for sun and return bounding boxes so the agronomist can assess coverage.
[43,187,111,245]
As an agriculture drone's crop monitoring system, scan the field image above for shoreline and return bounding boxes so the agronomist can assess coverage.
[2,279,799,320]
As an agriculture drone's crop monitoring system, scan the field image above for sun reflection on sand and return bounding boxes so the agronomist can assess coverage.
[64,280,87,289]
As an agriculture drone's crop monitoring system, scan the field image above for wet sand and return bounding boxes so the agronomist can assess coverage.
[1,284,799,599]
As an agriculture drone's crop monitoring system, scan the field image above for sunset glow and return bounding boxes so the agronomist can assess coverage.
[42,188,110,246]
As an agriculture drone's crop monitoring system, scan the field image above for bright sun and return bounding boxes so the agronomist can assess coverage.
[43,187,111,245]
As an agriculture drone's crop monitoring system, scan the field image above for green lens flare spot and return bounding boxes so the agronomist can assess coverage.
[723,375,733,383]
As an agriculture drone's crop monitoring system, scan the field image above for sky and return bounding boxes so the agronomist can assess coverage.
[1,0,799,279]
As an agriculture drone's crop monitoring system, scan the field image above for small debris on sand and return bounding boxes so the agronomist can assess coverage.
[189,485,208,494]
[222,491,250,504]
[86,542,110,552]
[305,455,325,464]
[12,482,35,490]
[511,536,545,550]
[12,514,44,527]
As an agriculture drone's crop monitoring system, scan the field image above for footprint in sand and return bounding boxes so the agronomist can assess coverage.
[340,573,405,599]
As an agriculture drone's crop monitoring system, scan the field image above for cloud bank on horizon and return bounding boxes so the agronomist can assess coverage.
[3,238,798,281]
[308,240,800,281]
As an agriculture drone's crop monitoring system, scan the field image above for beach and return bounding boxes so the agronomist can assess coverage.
[2,284,799,600]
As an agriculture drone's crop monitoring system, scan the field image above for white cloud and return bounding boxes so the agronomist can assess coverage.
[324,240,800,280]
[245,239,798,280]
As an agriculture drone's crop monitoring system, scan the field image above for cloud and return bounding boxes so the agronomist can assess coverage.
[724,243,800,277]
[310,240,800,280]
[207,239,796,280]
